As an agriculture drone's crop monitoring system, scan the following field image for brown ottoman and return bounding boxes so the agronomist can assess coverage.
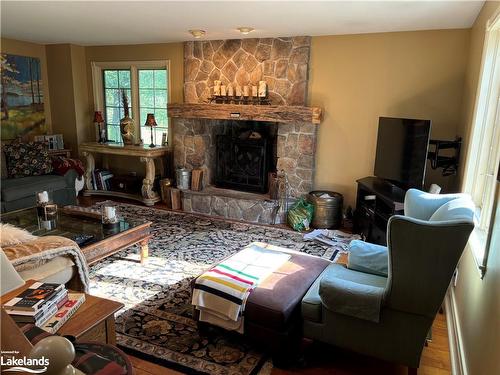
[194,246,330,365]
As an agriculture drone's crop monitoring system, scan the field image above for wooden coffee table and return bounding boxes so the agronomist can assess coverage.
[1,207,152,265]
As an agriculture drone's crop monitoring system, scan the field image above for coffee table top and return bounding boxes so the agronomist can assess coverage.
[1,206,147,248]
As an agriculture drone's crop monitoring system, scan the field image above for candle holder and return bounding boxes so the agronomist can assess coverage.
[38,216,57,230]
[101,204,120,230]
[36,191,58,220]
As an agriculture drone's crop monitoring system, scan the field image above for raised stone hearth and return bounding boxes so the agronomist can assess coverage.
[181,186,278,224]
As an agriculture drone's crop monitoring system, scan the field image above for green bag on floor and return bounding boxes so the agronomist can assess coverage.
[287,198,314,231]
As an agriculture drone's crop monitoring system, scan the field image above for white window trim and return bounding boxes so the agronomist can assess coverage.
[462,11,500,278]
[91,60,171,143]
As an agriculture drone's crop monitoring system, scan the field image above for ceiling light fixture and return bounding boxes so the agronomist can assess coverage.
[189,29,206,39]
[237,27,254,35]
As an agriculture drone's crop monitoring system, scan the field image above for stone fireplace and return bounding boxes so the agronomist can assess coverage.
[173,118,316,198]
[215,121,277,193]
[169,36,319,224]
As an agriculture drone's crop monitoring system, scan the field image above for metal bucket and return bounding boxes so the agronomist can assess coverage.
[176,168,191,190]
[307,190,343,229]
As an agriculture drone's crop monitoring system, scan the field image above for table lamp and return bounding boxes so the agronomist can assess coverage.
[145,113,157,148]
[93,111,105,143]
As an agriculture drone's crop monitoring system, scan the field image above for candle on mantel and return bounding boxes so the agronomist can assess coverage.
[227,84,234,97]
[220,84,227,96]
[235,85,242,97]
[243,85,249,97]
[213,80,221,96]
[258,81,267,97]
[252,85,258,97]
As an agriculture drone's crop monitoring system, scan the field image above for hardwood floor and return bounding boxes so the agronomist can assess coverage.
[127,310,450,375]
[78,196,451,375]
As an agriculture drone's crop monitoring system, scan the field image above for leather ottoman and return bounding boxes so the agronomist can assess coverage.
[194,245,331,365]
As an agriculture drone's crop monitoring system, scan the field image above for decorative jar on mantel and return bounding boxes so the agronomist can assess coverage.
[119,89,135,145]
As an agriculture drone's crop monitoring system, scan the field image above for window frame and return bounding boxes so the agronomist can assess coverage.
[91,60,170,145]
[462,11,500,278]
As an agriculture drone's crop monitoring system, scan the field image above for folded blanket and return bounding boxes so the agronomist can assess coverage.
[2,236,90,293]
[192,244,291,332]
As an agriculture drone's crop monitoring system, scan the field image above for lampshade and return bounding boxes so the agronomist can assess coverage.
[93,111,104,123]
[145,113,158,127]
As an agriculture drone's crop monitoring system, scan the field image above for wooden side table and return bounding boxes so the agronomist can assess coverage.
[48,149,72,158]
[1,282,123,345]
[58,293,123,344]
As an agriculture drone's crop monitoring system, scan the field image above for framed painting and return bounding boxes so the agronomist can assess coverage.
[1,53,47,140]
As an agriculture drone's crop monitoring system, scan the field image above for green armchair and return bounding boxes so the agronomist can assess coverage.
[301,189,475,372]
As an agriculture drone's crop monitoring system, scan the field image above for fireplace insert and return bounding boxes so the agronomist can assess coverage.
[215,131,272,193]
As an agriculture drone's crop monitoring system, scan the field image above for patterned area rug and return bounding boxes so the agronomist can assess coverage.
[88,203,355,375]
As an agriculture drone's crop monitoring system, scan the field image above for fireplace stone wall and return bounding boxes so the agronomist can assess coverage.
[172,35,317,216]
[184,37,311,105]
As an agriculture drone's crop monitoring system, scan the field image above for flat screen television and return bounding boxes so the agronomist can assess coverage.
[374,117,431,190]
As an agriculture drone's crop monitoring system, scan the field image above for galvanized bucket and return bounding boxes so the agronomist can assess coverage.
[307,190,343,229]
[176,168,191,190]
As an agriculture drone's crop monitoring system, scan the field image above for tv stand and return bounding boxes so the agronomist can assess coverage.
[353,176,406,245]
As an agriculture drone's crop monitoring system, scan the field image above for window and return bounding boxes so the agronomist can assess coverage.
[462,12,500,277]
[138,69,168,146]
[103,70,132,143]
[92,61,169,145]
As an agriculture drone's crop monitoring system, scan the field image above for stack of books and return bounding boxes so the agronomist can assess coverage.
[3,282,85,333]
[92,169,114,190]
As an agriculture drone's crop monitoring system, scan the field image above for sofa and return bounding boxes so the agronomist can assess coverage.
[1,170,78,213]
[1,143,78,213]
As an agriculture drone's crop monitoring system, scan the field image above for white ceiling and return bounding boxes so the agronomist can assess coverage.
[1,1,485,46]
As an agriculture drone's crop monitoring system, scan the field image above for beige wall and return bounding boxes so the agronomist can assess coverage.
[309,29,470,207]
[46,44,78,151]
[85,42,183,106]
[84,42,183,175]
[452,2,500,375]
[45,44,91,156]
[70,45,92,154]
[1,37,52,131]
[45,44,90,155]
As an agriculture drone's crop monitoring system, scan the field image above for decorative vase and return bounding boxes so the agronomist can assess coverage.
[120,115,135,145]
[119,90,135,145]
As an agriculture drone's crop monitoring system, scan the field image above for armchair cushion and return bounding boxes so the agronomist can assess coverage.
[318,264,387,323]
[429,196,476,222]
[404,189,468,220]
[347,240,388,277]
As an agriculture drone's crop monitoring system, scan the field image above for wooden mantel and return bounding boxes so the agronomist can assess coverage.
[167,103,322,125]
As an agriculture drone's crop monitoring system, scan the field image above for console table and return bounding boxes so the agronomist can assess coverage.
[80,142,170,206]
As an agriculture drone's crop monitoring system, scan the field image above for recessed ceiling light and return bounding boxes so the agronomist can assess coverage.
[189,30,206,39]
[237,27,254,35]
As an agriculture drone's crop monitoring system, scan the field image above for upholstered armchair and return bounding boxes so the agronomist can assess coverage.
[301,189,475,373]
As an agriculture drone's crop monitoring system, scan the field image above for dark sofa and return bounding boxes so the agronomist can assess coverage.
[1,150,78,213]
[1,170,78,213]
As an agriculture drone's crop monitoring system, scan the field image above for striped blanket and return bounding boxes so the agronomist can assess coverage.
[192,244,291,333]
